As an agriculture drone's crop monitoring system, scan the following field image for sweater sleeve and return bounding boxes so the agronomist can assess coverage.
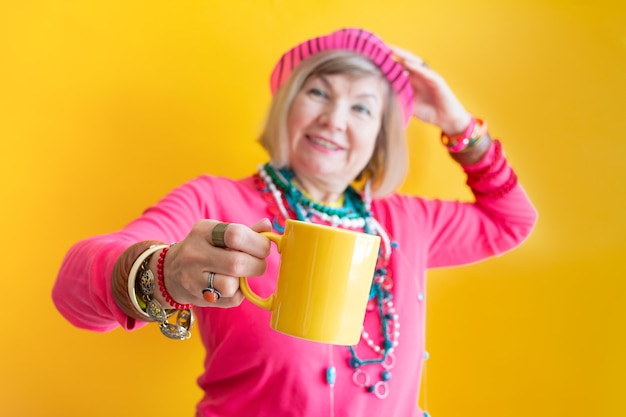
[375,140,538,269]
[51,176,217,331]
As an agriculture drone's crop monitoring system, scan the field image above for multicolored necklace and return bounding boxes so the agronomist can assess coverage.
[255,163,400,399]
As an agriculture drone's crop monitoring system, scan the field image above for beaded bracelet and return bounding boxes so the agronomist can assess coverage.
[157,246,193,310]
[441,117,488,153]
[458,118,489,153]
[138,259,193,340]
[441,117,475,152]
[127,244,168,319]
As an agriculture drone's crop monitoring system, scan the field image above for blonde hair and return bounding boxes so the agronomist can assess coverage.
[259,50,408,197]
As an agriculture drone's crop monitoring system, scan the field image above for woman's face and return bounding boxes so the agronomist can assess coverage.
[286,73,386,191]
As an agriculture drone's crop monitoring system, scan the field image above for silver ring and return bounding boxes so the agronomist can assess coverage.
[202,272,221,302]
[208,271,215,289]
[212,222,230,248]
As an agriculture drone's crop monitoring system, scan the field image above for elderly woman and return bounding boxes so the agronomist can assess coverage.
[53,28,537,417]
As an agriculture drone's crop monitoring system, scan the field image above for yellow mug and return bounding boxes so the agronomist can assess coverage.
[239,219,381,345]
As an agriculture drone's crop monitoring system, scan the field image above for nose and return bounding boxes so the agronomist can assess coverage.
[318,103,347,131]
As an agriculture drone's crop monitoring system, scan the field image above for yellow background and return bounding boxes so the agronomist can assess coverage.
[1,0,624,416]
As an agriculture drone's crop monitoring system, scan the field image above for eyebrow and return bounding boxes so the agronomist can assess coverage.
[317,75,381,104]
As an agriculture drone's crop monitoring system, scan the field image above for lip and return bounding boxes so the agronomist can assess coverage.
[305,134,345,152]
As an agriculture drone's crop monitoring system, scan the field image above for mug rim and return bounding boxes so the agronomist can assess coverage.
[284,219,377,238]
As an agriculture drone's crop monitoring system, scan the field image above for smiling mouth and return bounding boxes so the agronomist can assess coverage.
[306,135,341,151]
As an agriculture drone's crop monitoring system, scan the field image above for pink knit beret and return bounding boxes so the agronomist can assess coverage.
[270,28,414,126]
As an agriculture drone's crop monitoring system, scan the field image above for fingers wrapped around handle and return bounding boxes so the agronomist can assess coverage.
[149,218,272,309]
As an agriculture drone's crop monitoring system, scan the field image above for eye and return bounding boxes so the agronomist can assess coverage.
[352,104,371,116]
[307,87,328,98]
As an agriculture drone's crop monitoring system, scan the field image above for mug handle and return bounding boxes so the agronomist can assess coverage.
[239,231,282,310]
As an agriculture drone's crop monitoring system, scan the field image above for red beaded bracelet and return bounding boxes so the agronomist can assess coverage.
[157,246,193,310]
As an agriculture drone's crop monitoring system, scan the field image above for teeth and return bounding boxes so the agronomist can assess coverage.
[309,136,339,150]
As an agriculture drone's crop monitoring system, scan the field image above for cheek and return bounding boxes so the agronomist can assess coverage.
[286,102,308,140]
[358,128,380,155]
[286,116,299,150]
[351,129,380,168]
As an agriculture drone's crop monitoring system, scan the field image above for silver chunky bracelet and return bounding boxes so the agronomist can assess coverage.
[138,262,194,340]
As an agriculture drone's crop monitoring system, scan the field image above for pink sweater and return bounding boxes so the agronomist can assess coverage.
[53,142,537,417]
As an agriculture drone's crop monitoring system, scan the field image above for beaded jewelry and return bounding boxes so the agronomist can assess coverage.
[441,116,488,153]
[136,247,193,340]
[157,246,193,310]
[258,163,368,231]
[256,163,400,399]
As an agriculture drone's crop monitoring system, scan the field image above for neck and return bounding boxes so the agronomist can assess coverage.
[291,176,345,205]
[292,166,350,204]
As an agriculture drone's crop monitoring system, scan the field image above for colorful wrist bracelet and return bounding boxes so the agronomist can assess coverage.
[441,117,488,153]
[441,117,476,152]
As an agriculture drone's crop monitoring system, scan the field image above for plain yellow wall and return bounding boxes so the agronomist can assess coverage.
[1,1,624,416]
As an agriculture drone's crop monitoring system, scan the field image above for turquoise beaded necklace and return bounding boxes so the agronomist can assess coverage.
[259,162,368,230]
[256,163,400,399]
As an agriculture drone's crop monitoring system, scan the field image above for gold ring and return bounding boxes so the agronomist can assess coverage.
[212,222,230,248]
